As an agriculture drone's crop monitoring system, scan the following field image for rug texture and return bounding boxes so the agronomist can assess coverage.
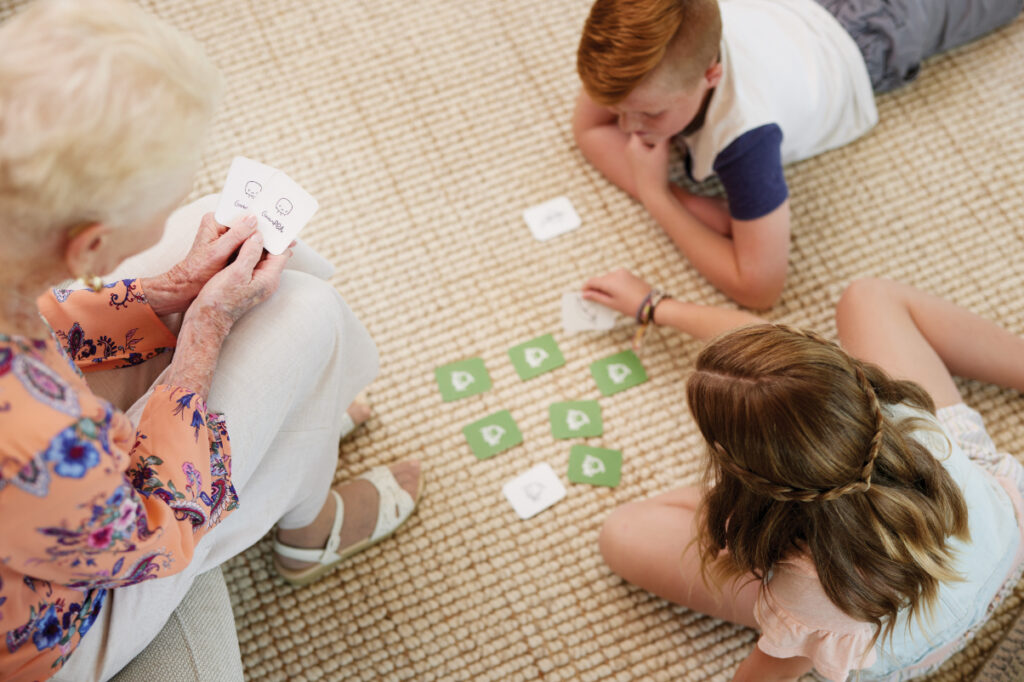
[3,0,1024,680]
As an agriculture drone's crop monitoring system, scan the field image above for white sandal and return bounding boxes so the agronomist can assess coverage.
[273,465,422,587]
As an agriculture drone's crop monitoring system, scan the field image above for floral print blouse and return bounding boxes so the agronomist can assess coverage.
[0,279,238,682]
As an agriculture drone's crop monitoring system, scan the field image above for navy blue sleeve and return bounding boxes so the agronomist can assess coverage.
[712,123,788,221]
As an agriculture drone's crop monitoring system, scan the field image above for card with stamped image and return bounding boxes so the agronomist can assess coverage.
[462,410,523,461]
[591,349,647,396]
[249,171,319,255]
[502,463,567,520]
[435,357,491,402]
[523,196,581,241]
[567,445,622,487]
[214,156,277,227]
[549,400,602,439]
[508,333,565,381]
[561,292,618,333]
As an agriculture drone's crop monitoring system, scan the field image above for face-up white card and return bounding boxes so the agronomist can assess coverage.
[214,156,278,227]
[561,292,618,333]
[523,196,581,241]
[502,463,566,520]
[248,171,319,255]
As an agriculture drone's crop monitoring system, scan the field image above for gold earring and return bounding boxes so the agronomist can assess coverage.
[84,275,104,293]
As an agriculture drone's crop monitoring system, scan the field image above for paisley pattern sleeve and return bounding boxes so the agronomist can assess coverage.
[0,338,237,680]
[36,279,177,372]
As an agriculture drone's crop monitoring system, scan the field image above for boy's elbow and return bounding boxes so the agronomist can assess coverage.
[731,271,785,310]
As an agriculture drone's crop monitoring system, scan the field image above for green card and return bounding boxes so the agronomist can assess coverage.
[567,445,622,487]
[508,334,565,381]
[436,357,492,402]
[549,400,603,439]
[462,410,523,460]
[590,349,647,396]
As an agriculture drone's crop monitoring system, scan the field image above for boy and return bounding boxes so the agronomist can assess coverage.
[573,0,1022,308]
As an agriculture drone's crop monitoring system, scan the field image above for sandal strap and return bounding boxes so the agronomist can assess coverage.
[272,489,345,564]
[359,466,416,543]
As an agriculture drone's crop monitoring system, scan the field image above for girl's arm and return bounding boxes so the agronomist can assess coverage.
[734,647,813,682]
[581,268,765,342]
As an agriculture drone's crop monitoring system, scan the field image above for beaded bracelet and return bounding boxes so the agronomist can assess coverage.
[632,288,670,350]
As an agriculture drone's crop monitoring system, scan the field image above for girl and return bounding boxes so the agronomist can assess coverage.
[583,270,1024,681]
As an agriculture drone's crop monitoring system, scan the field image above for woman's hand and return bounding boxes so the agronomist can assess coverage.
[582,268,652,319]
[142,214,259,316]
[164,231,290,399]
[188,231,291,333]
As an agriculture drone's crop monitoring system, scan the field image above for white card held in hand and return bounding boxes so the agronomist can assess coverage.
[214,156,277,227]
[248,171,319,255]
[523,196,581,241]
[502,463,566,520]
[561,292,618,333]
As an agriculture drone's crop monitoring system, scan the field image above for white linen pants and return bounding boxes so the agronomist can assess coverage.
[55,195,379,681]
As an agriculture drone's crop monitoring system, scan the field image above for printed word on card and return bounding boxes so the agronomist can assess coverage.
[503,463,566,520]
[214,156,319,255]
[523,196,581,241]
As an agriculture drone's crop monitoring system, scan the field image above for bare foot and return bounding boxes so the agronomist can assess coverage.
[275,460,421,572]
[346,401,372,427]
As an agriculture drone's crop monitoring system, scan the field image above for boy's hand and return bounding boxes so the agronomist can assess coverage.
[626,134,671,206]
[582,268,653,318]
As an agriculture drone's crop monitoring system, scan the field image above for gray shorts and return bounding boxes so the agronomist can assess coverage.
[815,0,1023,92]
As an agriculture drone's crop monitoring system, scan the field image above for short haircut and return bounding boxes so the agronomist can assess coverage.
[0,0,222,250]
[577,0,722,105]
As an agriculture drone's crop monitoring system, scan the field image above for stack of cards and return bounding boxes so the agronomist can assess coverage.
[214,156,319,255]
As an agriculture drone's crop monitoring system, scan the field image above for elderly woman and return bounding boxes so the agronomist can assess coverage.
[0,1,423,680]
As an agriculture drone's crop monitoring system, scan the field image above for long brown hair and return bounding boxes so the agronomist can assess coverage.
[687,324,969,645]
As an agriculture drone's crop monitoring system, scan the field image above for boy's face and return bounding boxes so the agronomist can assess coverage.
[610,61,719,145]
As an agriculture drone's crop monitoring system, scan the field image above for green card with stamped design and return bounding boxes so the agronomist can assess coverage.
[435,357,491,402]
[549,400,603,439]
[590,349,647,396]
[508,334,565,381]
[462,410,523,460]
[567,445,622,487]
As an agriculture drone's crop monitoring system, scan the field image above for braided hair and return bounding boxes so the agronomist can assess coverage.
[688,324,969,646]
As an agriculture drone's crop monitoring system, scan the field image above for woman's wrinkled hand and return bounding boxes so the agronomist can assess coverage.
[581,268,652,319]
[144,213,259,316]
[187,230,291,335]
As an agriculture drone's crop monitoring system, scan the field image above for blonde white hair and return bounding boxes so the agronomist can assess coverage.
[0,0,222,253]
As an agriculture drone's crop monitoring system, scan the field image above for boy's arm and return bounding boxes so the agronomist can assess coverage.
[581,268,765,342]
[628,135,790,310]
[572,89,641,199]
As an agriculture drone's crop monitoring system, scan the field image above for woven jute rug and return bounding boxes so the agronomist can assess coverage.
[4,0,1024,679]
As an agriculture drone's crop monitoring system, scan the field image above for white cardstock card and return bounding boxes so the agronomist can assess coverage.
[523,196,581,241]
[502,462,566,520]
[214,156,277,227]
[247,171,320,255]
[561,292,618,333]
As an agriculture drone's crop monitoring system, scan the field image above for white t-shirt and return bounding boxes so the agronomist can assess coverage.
[679,0,878,183]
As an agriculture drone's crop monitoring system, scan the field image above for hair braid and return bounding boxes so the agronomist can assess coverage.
[712,325,886,503]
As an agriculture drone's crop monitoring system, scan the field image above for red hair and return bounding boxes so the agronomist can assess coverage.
[577,0,722,105]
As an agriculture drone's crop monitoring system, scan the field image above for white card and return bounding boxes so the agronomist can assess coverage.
[502,463,566,520]
[561,292,618,333]
[248,171,319,255]
[214,156,278,227]
[523,196,581,241]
